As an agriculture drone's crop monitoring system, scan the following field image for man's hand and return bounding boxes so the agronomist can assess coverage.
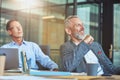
[83,35,94,44]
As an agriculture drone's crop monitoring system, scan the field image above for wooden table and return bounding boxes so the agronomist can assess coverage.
[46,75,120,80]
[3,72,120,80]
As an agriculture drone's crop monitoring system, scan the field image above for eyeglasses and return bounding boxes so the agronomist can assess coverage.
[73,23,84,28]
[9,27,14,30]
[8,26,22,30]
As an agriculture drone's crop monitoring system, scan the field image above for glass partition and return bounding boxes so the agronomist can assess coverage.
[113,4,120,66]
[77,4,100,42]
[0,0,65,50]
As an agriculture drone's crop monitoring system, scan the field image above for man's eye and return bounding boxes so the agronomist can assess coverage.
[9,27,14,30]
[75,24,83,27]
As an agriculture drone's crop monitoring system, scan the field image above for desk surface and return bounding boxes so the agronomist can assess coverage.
[2,72,120,80]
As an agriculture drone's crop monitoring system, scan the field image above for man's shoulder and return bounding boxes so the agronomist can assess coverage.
[24,41,38,46]
[61,41,72,46]
[90,42,100,47]
[60,41,75,50]
[1,42,12,48]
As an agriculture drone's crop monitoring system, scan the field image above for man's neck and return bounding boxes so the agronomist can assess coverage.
[72,38,82,45]
[12,37,23,45]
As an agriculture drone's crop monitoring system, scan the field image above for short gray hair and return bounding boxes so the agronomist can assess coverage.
[64,15,79,28]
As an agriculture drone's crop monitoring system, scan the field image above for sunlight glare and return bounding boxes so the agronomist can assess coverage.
[16,0,38,9]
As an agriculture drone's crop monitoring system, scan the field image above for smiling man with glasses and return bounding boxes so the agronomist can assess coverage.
[60,15,120,75]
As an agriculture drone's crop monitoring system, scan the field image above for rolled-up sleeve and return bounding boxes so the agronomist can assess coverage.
[32,43,58,70]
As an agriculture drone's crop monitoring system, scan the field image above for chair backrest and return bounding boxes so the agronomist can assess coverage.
[36,45,50,70]
[39,45,50,56]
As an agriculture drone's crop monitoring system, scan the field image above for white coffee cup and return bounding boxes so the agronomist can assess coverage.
[0,54,6,76]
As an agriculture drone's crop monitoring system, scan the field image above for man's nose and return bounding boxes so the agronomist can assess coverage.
[80,26,84,30]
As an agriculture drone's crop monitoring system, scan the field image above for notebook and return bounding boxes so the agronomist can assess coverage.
[0,48,19,70]
[29,70,71,76]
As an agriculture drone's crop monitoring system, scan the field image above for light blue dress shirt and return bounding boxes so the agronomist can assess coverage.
[1,40,58,70]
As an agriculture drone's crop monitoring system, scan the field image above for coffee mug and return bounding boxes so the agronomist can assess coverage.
[86,63,98,76]
[0,54,6,76]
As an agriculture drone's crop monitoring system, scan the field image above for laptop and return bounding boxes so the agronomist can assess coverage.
[0,48,19,70]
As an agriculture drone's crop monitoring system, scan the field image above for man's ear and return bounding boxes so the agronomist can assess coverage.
[65,28,71,35]
[7,30,12,35]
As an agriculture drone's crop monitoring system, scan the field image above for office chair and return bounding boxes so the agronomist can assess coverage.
[40,45,50,56]
[36,45,50,70]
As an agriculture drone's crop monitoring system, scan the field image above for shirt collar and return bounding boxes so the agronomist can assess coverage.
[10,40,27,46]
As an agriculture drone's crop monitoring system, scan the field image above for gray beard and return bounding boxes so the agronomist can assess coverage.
[74,33,85,40]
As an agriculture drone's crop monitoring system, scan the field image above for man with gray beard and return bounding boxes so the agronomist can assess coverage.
[60,15,120,75]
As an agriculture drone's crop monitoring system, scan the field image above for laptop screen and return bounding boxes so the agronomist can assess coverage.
[0,48,19,70]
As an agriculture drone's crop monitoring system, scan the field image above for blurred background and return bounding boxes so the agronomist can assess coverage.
[0,0,120,69]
